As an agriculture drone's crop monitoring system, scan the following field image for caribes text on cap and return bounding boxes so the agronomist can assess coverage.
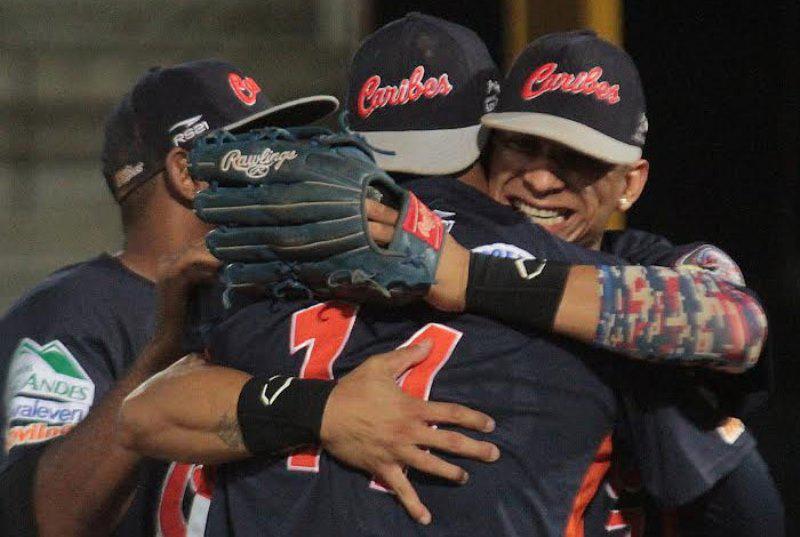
[347,12,499,175]
[482,30,647,164]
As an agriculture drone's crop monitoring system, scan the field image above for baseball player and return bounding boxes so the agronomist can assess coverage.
[0,60,336,536]
[0,59,498,537]
[352,25,781,535]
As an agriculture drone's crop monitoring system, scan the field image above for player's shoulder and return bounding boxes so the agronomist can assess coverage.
[403,176,519,225]
[0,254,155,364]
[602,228,677,263]
[3,254,151,323]
[604,228,706,266]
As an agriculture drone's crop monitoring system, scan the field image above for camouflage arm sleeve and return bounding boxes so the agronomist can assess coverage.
[594,264,767,371]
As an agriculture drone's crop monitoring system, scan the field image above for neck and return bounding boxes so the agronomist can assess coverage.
[456,163,489,194]
[117,203,205,283]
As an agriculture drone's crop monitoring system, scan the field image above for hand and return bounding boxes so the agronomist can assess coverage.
[152,240,222,360]
[366,200,470,311]
[319,340,499,525]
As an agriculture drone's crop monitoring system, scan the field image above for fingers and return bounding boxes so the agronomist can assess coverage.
[378,465,431,525]
[417,427,500,462]
[424,401,495,433]
[401,447,469,484]
[365,199,400,225]
[157,240,221,286]
[367,221,395,246]
[372,340,433,378]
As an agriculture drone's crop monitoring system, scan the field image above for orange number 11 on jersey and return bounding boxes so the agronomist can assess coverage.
[287,301,463,474]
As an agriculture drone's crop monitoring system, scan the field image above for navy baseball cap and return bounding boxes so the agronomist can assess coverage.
[482,30,647,164]
[102,59,339,201]
[347,12,500,175]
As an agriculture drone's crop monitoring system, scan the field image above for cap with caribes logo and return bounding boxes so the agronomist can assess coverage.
[482,30,648,164]
[346,12,500,175]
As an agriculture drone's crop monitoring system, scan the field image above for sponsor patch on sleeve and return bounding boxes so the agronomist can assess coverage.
[674,244,745,286]
[4,338,95,452]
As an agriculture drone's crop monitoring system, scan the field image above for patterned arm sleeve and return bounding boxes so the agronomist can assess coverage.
[594,258,767,372]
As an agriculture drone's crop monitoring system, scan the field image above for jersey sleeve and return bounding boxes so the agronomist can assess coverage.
[1,301,118,465]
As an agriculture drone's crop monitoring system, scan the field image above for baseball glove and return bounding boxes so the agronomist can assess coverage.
[190,126,445,304]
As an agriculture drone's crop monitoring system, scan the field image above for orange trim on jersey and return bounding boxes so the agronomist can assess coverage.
[564,433,613,537]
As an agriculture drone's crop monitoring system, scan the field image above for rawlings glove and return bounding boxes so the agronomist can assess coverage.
[190,127,445,304]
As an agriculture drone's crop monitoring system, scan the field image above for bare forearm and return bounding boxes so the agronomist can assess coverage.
[555,265,767,371]
[34,340,183,537]
[119,354,252,464]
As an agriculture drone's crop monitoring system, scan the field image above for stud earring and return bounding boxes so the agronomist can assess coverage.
[618,197,630,210]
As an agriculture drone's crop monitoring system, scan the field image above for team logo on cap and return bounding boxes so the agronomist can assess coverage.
[228,73,262,106]
[169,114,211,145]
[484,80,501,113]
[357,65,453,119]
[521,63,620,105]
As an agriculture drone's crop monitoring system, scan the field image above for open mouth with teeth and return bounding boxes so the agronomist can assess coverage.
[511,199,573,227]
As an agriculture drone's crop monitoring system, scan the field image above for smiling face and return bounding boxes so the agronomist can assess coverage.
[486,131,647,249]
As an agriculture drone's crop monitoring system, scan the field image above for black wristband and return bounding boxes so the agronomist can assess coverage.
[465,253,570,331]
[237,375,336,455]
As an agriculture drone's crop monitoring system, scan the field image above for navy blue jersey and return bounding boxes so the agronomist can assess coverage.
[0,254,209,537]
[204,179,624,537]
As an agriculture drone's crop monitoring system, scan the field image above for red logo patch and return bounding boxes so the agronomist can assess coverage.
[521,62,621,104]
[401,194,443,250]
[228,73,261,106]
[357,65,453,119]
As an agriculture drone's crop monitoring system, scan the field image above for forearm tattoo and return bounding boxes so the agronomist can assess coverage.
[595,265,767,370]
[215,410,246,451]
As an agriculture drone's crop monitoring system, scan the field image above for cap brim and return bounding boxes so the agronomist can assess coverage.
[356,124,482,175]
[224,95,339,133]
[481,112,642,164]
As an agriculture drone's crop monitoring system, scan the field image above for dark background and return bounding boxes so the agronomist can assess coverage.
[377,0,800,530]
[625,2,800,531]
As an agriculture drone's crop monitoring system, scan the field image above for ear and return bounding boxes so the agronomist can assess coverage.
[618,159,649,211]
[163,146,209,204]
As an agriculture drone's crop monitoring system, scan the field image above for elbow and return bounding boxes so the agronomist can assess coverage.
[724,304,768,374]
[117,393,153,454]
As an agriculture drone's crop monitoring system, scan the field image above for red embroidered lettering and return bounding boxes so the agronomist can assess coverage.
[228,73,261,106]
[522,63,621,104]
[356,65,454,118]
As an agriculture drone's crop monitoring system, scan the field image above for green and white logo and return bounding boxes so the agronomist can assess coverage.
[5,339,95,412]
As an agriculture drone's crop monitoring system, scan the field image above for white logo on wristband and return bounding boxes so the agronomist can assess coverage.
[260,376,294,406]
[515,258,547,280]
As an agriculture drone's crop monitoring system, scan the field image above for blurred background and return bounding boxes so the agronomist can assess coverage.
[1,0,797,530]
